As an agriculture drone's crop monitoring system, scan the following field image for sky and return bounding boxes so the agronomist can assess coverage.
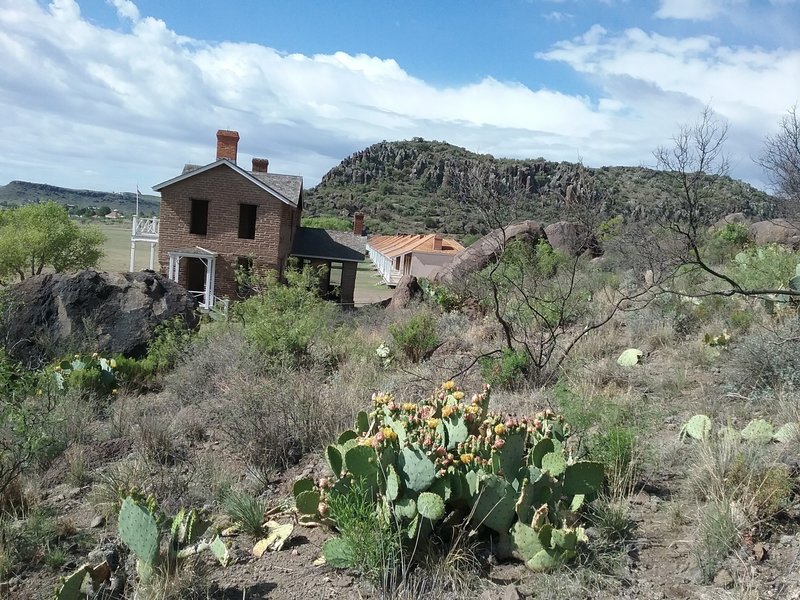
[0,0,798,195]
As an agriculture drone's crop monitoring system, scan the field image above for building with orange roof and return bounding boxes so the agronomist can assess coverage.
[366,233,464,286]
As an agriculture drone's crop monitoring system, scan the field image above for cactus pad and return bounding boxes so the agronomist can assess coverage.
[562,461,604,496]
[292,477,314,499]
[541,452,566,477]
[325,446,343,477]
[295,490,321,515]
[119,497,160,567]
[323,537,354,568]
[617,348,643,366]
[385,465,400,502]
[774,422,800,443]
[680,414,712,441]
[417,492,445,521]
[470,474,517,534]
[398,445,436,493]
[210,535,231,566]
[355,411,370,435]
[530,438,555,468]
[741,419,774,444]
[54,565,91,600]
[344,445,378,478]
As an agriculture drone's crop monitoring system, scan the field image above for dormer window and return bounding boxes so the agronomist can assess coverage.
[190,199,209,235]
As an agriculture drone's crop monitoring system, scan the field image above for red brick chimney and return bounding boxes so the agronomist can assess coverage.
[252,157,269,173]
[433,234,443,251]
[216,130,239,162]
[353,212,365,236]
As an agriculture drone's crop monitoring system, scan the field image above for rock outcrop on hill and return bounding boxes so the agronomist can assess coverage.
[2,270,198,366]
[432,221,547,285]
[305,139,780,236]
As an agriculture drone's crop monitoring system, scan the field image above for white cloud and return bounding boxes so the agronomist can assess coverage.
[0,0,797,195]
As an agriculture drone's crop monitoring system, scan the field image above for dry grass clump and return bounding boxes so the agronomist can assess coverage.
[727,319,800,392]
[216,364,370,470]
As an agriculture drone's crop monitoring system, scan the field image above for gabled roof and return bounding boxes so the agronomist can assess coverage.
[291,227,365,263]
[368,234,464,258]
[153,159,302,207]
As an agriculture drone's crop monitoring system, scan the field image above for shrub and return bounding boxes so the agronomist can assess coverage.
[693,501,738,584]
[728,320,800,390]
[729,244,800,291]
[232,267,338,368]
[480,348,530,390]
[389,313,440,363]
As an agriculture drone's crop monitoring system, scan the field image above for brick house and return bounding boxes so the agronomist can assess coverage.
[151,130,365,308]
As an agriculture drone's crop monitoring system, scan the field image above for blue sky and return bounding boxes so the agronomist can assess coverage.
[0,0,798,195]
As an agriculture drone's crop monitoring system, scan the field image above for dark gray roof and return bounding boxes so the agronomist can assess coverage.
[291,227,365,263]
[159,160,301,207]
[251,172,303,204]
[182,164,201,174]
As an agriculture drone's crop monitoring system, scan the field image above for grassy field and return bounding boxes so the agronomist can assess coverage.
[89,219,391,304]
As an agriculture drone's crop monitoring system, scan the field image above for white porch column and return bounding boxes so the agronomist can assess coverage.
[209,257,217,306]
[129,241,136,272]
[167,255,175,280]
[203,257,213,309]
[148,243,155,270]
[174,257,180,283]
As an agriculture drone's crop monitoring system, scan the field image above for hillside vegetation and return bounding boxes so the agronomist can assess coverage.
[0,180,160,215]
[305,139,779,235]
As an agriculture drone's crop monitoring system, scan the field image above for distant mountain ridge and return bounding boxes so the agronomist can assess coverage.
[305,139,779,236]
[0,181,161,215]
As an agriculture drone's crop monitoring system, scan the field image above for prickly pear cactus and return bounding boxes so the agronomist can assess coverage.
[313,382,605,574]
[741,419,774,444]
[680,414,712,441]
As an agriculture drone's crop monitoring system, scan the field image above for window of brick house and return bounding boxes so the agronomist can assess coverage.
[190,199,209,235]
[238,204,257,239]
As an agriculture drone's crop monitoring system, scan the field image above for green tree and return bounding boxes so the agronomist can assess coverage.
[0,202,105,282]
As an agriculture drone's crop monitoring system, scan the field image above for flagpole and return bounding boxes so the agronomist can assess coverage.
[136,184,140,217]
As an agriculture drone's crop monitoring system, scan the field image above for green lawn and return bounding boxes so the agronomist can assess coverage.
[83,220,158,272]
[88,219,390,304]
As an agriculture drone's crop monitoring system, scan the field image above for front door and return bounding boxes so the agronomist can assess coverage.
[186,257,206,296]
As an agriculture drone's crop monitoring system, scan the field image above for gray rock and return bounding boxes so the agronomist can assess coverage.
[544,221,602,257]
[90,515,106,528]
[748,219,800,247]
[713,568,735,589]
[387,275,422,310]
[1,269,198,366]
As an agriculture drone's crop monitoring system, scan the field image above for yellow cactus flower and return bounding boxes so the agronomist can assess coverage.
[382,427,398,442]
[453,391,465,401]
[402,402,417,412]
[465,405,481,415]
[443,380,455,391]
[426,418,440,429]
[459,453,474,464]
[109,358,117,369]
[441,405,456,418]
[494,423,506,435]
[357,436,374,447]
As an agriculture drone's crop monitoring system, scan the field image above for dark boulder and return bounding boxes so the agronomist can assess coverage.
[2,269,198,366]
[388,275,422,310]
[432,221,547,285]
[544,221,602,257]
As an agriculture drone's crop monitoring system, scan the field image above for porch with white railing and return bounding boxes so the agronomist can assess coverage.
[129,216,160,271]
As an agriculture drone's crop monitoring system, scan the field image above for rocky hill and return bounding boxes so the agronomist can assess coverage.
[304,139,778,236]
[0,181,160,215]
